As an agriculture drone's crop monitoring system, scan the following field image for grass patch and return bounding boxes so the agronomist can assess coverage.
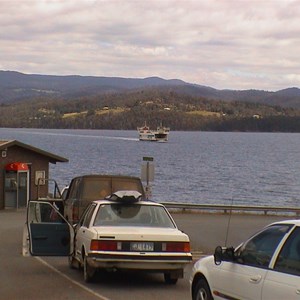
[95,107,128,115]
[186,110,221,117]
[62,111,87,118]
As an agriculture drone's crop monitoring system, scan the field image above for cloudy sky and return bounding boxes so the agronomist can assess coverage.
[1,0,299,91]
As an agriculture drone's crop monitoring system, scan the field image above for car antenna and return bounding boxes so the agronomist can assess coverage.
[224,196,234,247]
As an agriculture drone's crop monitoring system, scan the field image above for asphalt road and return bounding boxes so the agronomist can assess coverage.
[0,208,291,300]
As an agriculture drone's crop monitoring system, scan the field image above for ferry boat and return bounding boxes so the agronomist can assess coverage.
[137,123,170,142]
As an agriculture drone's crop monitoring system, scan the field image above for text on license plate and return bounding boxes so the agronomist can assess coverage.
[130,242,154,252]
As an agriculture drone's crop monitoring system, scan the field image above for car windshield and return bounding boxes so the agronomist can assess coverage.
[93,204,176,228]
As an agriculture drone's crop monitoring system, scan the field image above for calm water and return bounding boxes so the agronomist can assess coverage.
[1,128,300,207]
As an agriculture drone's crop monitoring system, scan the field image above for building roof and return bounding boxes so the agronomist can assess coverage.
[0,140,68,164]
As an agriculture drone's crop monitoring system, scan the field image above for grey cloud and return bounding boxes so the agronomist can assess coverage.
[0,0,299,90]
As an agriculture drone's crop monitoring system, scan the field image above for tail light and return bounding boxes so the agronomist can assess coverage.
[90,240,121,251]
[162,242,190,252]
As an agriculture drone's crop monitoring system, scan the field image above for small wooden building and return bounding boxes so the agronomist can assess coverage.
[0,140,68,209]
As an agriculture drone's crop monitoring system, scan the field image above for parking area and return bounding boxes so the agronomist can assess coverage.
[0,208,290,300]
[1,208,192,300]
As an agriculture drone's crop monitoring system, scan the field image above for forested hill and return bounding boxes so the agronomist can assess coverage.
[1,87,300,132]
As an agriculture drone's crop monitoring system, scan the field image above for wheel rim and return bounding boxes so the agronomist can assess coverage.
[199,289,208,300]
[197,288,208,300]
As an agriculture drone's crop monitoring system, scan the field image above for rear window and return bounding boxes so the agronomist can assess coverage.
[112,178,143,195]
[82,178,111,200]
[93,204,176,228]
[81,177,144,200]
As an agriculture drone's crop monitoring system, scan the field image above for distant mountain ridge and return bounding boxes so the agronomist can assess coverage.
[1,70,300,108]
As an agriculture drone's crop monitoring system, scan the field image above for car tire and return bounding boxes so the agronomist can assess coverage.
[193,278,213,300]
[83,255,96,283]
[164,273,178,285]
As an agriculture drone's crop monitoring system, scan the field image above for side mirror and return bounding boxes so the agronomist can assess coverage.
[214,246,223,265]
[214,246,235,265]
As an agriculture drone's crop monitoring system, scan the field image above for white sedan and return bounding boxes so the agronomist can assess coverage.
[26,191,192,284]
[190,220,300,300]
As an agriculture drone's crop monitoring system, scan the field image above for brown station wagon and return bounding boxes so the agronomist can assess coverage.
[63,174,145,224]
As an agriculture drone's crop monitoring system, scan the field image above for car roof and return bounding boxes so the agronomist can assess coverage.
[92,199,164,207]
[73,174,142,180]
[269,219,300,226]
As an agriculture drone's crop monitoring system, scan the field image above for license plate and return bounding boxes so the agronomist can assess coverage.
[130,242,154,252]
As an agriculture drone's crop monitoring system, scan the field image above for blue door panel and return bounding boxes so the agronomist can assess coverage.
[30,223,70,256]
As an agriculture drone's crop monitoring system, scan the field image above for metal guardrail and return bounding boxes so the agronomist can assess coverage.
[161,202,300,216]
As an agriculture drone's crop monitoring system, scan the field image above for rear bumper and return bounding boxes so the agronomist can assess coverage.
[87,252,192,271]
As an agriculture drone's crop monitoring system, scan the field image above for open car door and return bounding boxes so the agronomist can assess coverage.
[26,200,74,256]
